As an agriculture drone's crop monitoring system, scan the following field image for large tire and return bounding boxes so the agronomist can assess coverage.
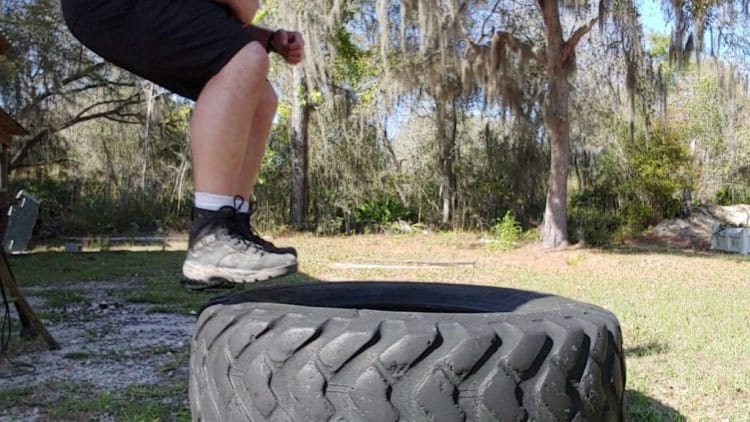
[190,282,626,422]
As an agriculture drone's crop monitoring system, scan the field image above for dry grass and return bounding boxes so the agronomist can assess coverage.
[285,232,750,421]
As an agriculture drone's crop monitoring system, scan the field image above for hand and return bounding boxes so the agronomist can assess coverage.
[270,30,305,65]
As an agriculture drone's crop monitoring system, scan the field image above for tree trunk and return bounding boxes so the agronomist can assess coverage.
[101,137,119,196]
[141,82,154,197]
[436,100,458,227]
[540,0,571,248]
[290,67,310,230]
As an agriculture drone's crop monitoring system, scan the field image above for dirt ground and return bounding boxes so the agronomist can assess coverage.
[0,279,195,421]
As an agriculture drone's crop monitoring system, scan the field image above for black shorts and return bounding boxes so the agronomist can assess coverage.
[61,0,257,100]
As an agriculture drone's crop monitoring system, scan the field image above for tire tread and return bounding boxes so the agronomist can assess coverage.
[190,303,625,422]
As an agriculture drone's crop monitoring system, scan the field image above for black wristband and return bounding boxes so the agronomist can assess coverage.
[266,30,281,54]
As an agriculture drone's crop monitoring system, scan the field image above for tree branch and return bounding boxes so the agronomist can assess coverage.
[20,63,118,116]
[495,31,546,64]
[61,62,107,86]
[11,94,141,168]
[11,158,76,171]
[562,16,599,64]
[62,95,141,129]
[476,0,503,44]
[10,128,50,170]
[103,114,143,125]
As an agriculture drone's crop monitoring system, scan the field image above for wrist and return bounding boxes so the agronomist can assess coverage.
[266,29,282,53]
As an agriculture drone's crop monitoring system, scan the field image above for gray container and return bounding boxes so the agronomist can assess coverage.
[3,190,39,253]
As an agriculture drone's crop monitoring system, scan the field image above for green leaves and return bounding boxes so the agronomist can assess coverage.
[354,196,414,227]
[489,211,524,251]
[616,125,692,228]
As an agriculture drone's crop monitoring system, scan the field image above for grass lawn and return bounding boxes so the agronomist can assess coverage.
[2,232,749,421]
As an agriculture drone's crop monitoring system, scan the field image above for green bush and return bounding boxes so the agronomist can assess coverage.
[567,189,622,246]
[354,196,414,228]
[12,177,188,239]
[616,125,692,227]
[315,217,345,236]
[488,211,523,251]
[568,123,694,241]
[619,200,659,233]
[715,185,750,205]
[568,204,621,246]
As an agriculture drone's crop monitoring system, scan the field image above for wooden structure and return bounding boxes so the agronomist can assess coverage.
[0,33,59,350]
[0,34,25,201]
[0,108,23,187]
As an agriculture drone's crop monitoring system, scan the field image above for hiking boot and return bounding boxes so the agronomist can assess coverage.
[182,206,297,287]
[234,209,298,257]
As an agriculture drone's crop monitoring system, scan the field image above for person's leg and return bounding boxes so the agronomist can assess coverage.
[62,0,270,198]
[60,0,297,287]
[235,80,278,198]
[230,81,298,256]
[191,43,269,196]
[182,43,296,287]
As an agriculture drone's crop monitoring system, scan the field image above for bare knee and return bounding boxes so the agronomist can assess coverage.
[243,42,270,74]
[223,41,270,81]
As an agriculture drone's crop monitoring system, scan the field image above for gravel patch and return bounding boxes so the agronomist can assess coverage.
[1,281,196,392]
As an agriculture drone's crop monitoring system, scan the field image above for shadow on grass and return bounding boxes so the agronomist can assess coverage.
[627,390,686,421]
[625,341,670,358]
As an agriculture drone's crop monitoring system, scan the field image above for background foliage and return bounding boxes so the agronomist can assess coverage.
[0,0,748,244]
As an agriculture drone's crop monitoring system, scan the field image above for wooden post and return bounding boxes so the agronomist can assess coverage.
[0,34,60,349]
[0,252,60,350]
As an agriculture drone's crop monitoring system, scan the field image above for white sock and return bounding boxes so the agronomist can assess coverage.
[194,192,240,211]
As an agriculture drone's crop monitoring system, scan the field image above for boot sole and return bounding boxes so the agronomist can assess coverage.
[180,277,237,292]
[182,261,298,285]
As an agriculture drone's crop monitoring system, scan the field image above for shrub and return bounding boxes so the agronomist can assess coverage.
[619,200,658,233]
[11,177,187,239]
[715,185,750,206]
[315,217,345,236]
[354,196,414,229]
[616,125,693,227]
[568,205,621,246]
[570,123,694,242]
[567,189,622,246]
[488,211,523,251]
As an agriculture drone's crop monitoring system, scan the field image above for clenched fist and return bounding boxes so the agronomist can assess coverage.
[269,30,305,65]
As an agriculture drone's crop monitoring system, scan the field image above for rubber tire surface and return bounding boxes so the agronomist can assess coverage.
[190,282,626,422]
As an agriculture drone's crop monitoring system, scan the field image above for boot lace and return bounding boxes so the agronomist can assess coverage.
[226,196,263,252]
